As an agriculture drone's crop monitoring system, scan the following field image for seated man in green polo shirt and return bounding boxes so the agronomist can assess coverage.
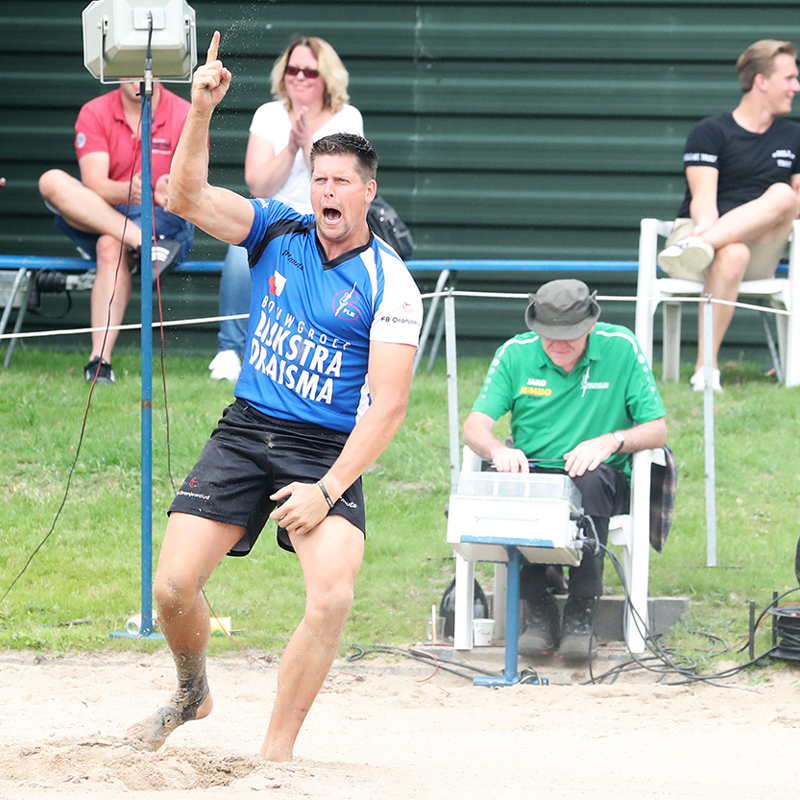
[463,279,667,661]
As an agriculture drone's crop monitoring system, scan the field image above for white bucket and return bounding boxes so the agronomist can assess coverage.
[125,612,158,636]
[473,618,494,647]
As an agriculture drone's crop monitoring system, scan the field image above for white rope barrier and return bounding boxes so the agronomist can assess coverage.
[0,313,249,342]
[420,289,792,317]
[0,289,790,343]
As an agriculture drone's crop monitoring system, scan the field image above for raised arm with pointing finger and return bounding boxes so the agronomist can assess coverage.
[168,32,253,245]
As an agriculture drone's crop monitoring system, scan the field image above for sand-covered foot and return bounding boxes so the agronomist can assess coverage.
[125,683,212,751]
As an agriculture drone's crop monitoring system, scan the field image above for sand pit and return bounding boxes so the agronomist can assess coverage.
[1,646,799,799]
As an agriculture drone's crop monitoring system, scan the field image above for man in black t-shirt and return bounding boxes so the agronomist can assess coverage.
[658,40,800,392]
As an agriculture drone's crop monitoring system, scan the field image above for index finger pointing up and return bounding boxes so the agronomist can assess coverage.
[206,30,221,64]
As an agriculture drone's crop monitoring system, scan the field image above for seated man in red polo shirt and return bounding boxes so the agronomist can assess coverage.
[38,80,195,384]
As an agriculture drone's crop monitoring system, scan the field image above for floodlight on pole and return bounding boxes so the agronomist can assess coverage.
[82,0,196,83]
[80,0,197,639]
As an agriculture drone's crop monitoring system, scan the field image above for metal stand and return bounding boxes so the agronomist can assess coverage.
[473,547,523,686]
[0,268,32,368]
[412,268,451,375]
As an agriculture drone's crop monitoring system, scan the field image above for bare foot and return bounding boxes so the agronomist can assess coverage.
[259,742,293,762]
[126,683,212,751]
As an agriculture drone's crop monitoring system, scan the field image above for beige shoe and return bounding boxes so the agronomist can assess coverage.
[657,236,714,278]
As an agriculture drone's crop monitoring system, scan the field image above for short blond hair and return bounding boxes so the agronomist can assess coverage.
[270,37,350,112]
[736,39,797,93]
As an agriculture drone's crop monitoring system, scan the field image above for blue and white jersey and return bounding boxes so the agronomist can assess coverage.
[234,198,423,433]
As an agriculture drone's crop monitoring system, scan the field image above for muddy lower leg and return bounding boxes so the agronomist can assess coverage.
[126,651,212,751]
[124,515,244,751]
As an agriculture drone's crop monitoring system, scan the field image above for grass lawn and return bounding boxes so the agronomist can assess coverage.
[1,348,798,666]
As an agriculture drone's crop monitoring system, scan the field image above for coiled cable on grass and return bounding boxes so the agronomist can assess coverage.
[769,604,800,660]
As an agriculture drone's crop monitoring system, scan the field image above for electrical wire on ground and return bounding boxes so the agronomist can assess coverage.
[344,642,501,683]
[581,539,793,687]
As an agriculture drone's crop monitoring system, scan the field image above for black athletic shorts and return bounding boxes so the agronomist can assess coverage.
[169,398,366,556]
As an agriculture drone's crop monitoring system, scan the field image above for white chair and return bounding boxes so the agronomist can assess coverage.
[448,444,661,657]
[634,218,800,387]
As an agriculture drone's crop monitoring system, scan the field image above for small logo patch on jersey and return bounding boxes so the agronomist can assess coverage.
[269,270,287,296]
[333,284,361,321]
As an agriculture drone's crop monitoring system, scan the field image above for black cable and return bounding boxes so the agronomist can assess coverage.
[585,540,787,687]
[773,613,800,657]
[344,643,499,681]
[26,277,74,320]
[0,386,99,606]
[736,586,800,652]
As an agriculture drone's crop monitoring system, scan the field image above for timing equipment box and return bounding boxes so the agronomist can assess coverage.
[447,471,584,566]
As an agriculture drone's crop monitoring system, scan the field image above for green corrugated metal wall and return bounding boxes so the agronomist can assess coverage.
[5,0,800,261]
[2,1,798,356]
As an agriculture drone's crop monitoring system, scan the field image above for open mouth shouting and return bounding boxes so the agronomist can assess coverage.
[322,204,343,226]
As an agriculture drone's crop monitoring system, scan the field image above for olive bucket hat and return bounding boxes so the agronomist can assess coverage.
[524,279,601,340]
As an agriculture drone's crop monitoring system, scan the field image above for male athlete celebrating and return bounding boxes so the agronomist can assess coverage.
[127,32,422,761]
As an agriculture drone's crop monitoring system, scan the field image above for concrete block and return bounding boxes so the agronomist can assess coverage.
[486,592,689,644]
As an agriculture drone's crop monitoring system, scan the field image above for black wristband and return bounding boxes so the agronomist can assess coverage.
[316,479,335,509]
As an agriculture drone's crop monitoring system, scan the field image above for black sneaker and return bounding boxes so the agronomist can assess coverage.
[519,592,560,656]
[150,237,182,284]
[84,356,116,385]
[126,238,182,283]
[127,244,142,276]
[560,596,598,662]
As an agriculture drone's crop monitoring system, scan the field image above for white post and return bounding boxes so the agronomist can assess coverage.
[444,292,474,650]
[702,295,717,567]
[625,450,652,653]
[444,292,460,491]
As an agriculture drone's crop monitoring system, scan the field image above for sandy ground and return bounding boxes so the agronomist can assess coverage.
[1,644,799,799]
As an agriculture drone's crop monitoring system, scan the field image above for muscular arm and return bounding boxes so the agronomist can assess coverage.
[462,410,529,473]
[167,32,254,244]
[269,341,417,534]
[686,165,720,236]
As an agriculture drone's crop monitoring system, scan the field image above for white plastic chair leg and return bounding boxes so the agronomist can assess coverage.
[453,553,475,651]
[662,301,683,381]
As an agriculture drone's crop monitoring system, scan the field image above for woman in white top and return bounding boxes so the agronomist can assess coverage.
[209,37,364,382]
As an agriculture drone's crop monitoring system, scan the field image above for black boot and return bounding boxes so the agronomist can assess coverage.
[519,592,560,656]
[560,596,598,662]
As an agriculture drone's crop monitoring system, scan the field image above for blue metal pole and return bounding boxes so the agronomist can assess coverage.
[503,547,522,683]
[473,546,522,687]
[139,81,155,636]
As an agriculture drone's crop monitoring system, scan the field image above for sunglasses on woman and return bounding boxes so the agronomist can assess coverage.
[285,65,320,79]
